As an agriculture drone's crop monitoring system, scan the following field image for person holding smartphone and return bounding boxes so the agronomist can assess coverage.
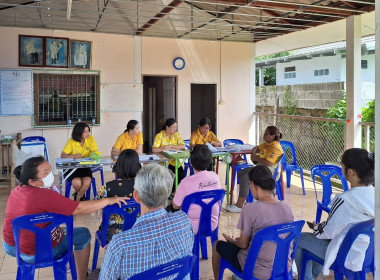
[212,165,294,280]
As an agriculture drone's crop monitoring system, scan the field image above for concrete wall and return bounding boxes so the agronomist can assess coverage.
[256,82,345,116]
[0,27,254,172]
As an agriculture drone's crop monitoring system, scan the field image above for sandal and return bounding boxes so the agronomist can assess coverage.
[72,192,77,201]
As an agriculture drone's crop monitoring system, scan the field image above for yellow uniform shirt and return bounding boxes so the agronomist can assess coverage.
[190,129,220,146]
[153,130,184,166]
[257,140,283,175]
[113,132,143,152]
[258,140,283,164]
[62,135,99,157]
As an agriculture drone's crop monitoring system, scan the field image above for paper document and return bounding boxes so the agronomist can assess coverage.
[139,154,160,161]
[56,158,76,164]
[205,142,231,153]
[224,144,254,151]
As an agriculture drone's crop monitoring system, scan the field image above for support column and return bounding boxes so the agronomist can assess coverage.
[248,40,257,144]
[344,15,361,149]
[258,67,264,86]
[134,36,142,84]
[134,36,142,124]
[374,0,380,277]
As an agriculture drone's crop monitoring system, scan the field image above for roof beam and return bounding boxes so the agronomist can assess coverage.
[0,1,35,11]
[136,0,183,35]
[179,1,251,39]
[340,1,359,9]
[194,0,248,4]
[261,9,294,25]
[251,0,357,16]
[91,0,110,31]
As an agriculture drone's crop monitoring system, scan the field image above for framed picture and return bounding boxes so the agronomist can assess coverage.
[45,37,69,68]
[19,35,44,67]
[70,40,91,69]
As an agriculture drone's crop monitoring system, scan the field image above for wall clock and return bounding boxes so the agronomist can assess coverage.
[173,57,185,70]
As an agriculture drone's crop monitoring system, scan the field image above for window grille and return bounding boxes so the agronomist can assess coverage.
[33,73,100,127]
[284,66,296,72]
[361,60,368,69]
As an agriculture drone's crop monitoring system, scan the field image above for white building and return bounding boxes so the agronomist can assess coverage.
[256,36,375,104]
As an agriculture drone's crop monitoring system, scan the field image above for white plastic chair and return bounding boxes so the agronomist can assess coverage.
[21,136,49,162]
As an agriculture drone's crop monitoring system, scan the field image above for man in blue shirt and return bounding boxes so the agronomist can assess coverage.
[99,163,194,279]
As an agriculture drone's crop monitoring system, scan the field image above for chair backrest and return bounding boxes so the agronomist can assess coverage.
[334,219,374,276]
[223,139,247,161]
[310,165,349,206]
[280,140,297,166]
[184,139,191,149]
[12,213,74,267]
[242,220,305,279]
[223,139,244,147]
[21,136,49,162]
[100,199,141,244]
[22,136,46,143]
[181,190,225,237]
[128,255,197,280]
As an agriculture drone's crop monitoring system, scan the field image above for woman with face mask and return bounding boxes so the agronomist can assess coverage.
[2,156,128,280]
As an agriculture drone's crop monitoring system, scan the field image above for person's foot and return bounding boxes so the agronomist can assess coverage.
[225,204,242,213]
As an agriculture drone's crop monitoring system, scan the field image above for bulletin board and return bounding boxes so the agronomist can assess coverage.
[0,69,33,116]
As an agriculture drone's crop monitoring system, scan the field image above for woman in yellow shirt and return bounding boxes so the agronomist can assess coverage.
[190,117,222,149]
[226,125,284,212]
[152,118,186,194]
[111,120,143,158]
[61,122,100,201]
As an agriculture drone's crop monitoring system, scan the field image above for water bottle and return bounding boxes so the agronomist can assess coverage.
[68,118,72,127]
[78,118,82,123]
[91,117,95,126]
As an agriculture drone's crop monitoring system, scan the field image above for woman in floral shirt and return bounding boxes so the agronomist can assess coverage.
[96,149,141,241]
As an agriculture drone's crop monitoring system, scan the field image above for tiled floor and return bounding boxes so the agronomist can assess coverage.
[0,166,345,279]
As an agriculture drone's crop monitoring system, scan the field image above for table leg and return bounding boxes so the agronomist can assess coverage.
[175,159,179,191]
[225,159,230,205]
[58,169,63,195]
[280,165,285,199]
[229,163,236,205]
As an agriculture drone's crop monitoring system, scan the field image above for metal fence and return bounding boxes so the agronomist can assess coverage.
[255,112,345,171]
[361,122,375,153]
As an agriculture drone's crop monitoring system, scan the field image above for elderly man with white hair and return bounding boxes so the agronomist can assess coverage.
[99,163,194,279]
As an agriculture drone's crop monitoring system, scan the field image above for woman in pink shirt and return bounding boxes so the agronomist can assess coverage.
[168,144,222,234]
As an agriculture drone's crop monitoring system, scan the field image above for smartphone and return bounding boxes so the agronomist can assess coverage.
[307,221,314,229]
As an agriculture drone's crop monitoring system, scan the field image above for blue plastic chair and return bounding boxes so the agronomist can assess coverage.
[280,140,305,195]
[182,189,225,280]
[219,220,305,280]
[12,213,77,280]
[300,219,374,280]
[223,139,253,189]
[64,179,97,200]
[311,165,349,223]
[246,154,285,202]
[183,139,194,177]
[64,166,104,200]
[128,254,196,280]
[92,200,141,270]
[21,136,50,162]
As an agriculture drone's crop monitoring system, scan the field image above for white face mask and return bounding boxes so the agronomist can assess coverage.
[40,172,54,188]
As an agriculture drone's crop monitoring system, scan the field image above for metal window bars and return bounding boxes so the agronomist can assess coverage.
[33,73,100,126]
